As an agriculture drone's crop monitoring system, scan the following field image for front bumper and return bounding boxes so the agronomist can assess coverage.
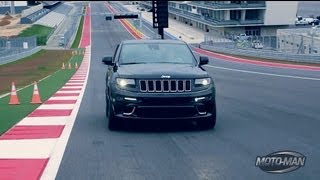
[108,85,215,120]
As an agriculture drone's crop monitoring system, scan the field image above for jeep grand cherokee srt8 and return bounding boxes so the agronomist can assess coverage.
[102,39,216,130]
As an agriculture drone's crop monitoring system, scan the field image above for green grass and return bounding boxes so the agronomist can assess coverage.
[19,24,54,45]
[71,10,85,48]
[0,52,84,135]
[0,49,73,95]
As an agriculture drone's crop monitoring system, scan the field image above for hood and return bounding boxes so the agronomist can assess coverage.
[116,63,208,79]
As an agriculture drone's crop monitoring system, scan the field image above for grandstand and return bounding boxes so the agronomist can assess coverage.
[20,1,73,26]
[20,8,50,24]
[35,3,73,28]
[20,3,47,24]
[40,1,61,9]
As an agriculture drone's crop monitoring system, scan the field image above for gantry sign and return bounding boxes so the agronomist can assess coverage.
[105,1,169,39]
[152,0,168,39]
[105,13,139,20]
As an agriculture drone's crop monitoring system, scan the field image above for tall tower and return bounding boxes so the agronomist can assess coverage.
[10,1,15,15]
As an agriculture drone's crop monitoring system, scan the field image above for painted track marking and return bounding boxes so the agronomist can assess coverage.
[205,65,320,81]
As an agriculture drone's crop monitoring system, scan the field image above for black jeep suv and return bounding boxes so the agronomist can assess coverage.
[102,39,216,130]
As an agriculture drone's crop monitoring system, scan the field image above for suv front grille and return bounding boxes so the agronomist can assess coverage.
[139,80,191,92]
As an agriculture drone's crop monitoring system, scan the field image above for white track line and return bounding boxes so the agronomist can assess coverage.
[205,65,320,81]
[60,86,83,89]
[17,117,69,126]
[48,96,79,100]
[55,90,81,94]
[0,139,57,158]
[37,104,75,110]
[64,83,84,86]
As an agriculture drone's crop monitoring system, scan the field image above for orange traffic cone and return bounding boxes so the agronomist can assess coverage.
[9,82,20,105]
[31,81,42,104]
[68,62,72,69]
[61,62,65,69]
[75,62,78,69]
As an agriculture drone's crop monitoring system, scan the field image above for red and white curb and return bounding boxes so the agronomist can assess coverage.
[0,46,91,180]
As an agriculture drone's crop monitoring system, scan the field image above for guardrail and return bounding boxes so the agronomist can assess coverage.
[199,44,320,64]
[0,47,42,65]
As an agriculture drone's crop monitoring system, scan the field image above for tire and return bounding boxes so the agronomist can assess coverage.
[198,101,216,130]
[107,97,120,131]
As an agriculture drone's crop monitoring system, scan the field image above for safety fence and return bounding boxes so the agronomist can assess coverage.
[202,29,320,63]
[0,46,41,65]
[60,6,84,48]
[204,30,320,54]
[277,28,320,55]
[0,36,39,63]
[199,44,320,63]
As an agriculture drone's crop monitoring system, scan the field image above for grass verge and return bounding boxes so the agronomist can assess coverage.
[0,49,73,95]
[19,24,54,45]
[0,50,84,135]
[71,7,86,48]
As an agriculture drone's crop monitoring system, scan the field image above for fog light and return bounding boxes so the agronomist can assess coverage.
[124,97,137,101]
[195,97,206,102]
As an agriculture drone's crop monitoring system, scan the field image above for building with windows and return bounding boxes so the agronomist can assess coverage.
[139,1,298,36]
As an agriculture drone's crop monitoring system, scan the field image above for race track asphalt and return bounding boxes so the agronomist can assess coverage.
[56,2,320,180]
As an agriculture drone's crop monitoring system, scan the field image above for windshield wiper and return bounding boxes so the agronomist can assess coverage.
[121,62,147,65]
[154,62,189,64]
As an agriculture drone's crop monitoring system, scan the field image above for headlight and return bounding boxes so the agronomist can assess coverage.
[195,78,211,86]
[116,78,135,87]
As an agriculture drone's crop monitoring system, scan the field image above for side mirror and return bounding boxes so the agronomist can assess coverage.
[199,56,209,65]
[102,56,114,65]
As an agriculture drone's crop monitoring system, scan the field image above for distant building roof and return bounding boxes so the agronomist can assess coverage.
[40,1,60,7]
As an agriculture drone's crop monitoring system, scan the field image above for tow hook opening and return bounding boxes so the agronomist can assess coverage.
[123,106,136,116]
[196,105,207,115]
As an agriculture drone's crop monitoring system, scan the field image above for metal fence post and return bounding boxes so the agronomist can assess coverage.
[311,31,314,54]
[292,35,295,53]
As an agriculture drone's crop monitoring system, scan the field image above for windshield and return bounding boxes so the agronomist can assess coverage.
[119,43,197,65]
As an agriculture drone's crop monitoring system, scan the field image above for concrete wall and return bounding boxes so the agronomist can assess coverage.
[260,25,290,36]
[224,27,245,36]
[264,1,298,25]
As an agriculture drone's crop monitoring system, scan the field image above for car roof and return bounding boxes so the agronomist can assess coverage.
[121,39,187,45]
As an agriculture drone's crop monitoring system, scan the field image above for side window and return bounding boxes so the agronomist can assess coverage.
[113,44,120,62]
